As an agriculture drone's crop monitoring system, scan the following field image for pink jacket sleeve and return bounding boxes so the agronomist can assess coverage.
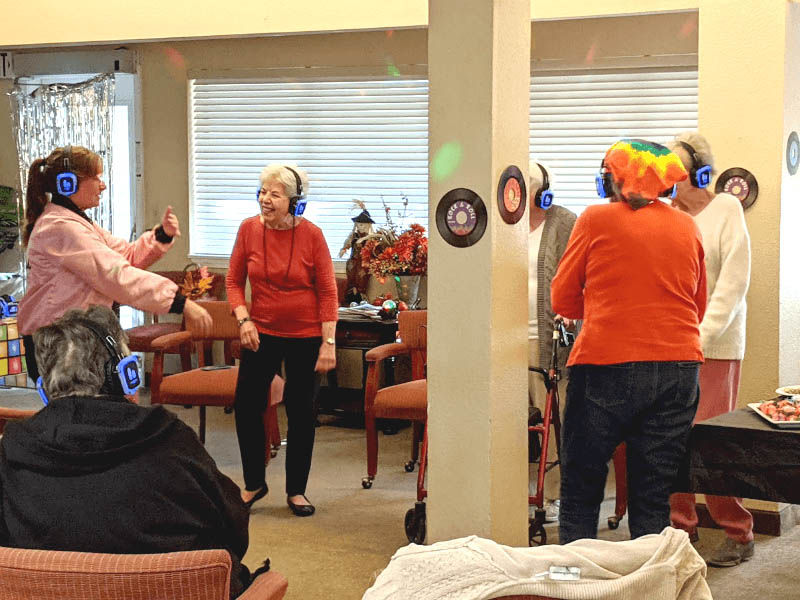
[53,220,179,314]
[97,226,173,270]
[313,228,339,323]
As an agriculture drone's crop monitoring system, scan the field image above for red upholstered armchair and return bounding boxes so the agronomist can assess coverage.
[124,271,226,378]
[0,547,288,600]
[150,301,283,455]
[0,407,37,435]
[361,310,427,489]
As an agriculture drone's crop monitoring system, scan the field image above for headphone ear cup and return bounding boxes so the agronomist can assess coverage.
[100,359,124,396]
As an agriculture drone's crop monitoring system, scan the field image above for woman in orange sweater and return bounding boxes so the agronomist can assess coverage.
[226,164,338,517]
[551,139,707,543]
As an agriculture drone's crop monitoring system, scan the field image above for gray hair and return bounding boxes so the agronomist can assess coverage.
[668,131,716,175]
[528,160,554,200]
[259,163,309,199]
[33,306,129,400]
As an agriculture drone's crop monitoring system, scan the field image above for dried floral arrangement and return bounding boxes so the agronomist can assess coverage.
[356,195,428,279]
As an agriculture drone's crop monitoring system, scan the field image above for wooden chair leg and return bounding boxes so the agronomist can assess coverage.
[363,411,379,488]
[179,343,192,372]
[267,404,281,457]
[198,406,206,444]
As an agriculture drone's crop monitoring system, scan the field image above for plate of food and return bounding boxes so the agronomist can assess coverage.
[776,385,800,397]
[749,399,800,429]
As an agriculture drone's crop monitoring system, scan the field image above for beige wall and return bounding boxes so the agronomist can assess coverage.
[1,1,701,48]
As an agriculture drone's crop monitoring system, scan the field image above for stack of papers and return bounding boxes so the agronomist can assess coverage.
[338,304,382,321]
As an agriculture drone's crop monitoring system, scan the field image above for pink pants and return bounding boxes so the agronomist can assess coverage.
[670,359,754,543]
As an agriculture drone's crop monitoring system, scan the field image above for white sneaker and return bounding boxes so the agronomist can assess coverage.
[544,499,560,523]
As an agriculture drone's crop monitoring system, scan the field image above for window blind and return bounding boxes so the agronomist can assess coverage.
[189,68,698,259]
[529,68,699,213]
[189,78,429,260]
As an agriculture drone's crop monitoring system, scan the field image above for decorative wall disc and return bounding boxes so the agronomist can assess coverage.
[715,167,759,210]
[435,188,487,247]
[497,165,527,224]
[787,131,799,176]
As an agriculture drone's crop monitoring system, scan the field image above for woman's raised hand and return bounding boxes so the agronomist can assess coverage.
[161,206,181,238]
[183,299,212,337]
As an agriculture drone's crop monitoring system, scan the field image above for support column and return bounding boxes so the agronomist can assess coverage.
[427,0,530,545]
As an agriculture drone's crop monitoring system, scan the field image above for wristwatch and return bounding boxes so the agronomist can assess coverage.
[324,337,336,345]
[237,317,251,327]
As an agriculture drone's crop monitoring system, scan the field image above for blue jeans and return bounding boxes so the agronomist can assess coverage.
[559,361,699,543]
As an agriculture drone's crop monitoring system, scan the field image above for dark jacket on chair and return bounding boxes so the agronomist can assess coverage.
[0,395,251,598]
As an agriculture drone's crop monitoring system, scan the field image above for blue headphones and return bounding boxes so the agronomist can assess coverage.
[595,160,614,199]
[677,141,712,189]
[595,159,677,199]
[534,163,554,210]
[0,294,18,318]
[36,320,141,406]
[256,166,307,217]
[55,145,79,196]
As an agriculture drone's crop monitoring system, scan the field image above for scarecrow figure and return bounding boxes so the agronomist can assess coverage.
[338,205,375,305]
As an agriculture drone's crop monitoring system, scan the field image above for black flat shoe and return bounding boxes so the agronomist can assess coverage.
[287,495,315,517]
[243,484,268,509]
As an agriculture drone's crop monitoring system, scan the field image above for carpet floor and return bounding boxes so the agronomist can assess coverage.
[2,387,799,599]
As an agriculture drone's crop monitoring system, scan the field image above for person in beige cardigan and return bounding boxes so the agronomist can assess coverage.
[667,131,753,568]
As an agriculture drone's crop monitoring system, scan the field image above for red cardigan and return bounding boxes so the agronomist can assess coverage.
[226,217,338,338]
[552,201,707,366]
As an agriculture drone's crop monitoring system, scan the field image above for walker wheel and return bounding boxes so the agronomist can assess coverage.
[361,477,373,489]
[405,506,427,544]
[404,460,416,473]
[529,518,547,546]
[608,516,621,530]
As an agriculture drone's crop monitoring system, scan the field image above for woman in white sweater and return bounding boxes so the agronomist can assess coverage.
[667,132,754,568]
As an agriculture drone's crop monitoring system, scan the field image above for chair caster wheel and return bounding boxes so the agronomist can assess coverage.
[404,502,426,544]
[404,461,416,473]
[608,516,621,530]
[223,407,233,414]
[270,448,279,458]
[361,477,373,489]
[529,510,547,546]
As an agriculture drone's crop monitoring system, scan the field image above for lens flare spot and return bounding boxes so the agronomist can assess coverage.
[387,63,401,77]
[164,47,185,70]
[585,42,597,65]
[431,142,463,182]
[679,16,698,38]
[386,30,394,38]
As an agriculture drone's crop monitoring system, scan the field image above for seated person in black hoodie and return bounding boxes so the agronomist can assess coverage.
[0,306,252,598]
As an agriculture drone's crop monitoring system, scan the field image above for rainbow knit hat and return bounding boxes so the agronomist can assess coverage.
[604,139,688,200]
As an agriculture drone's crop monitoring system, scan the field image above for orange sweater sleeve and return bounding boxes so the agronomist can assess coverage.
[312,228,339,323]
[551,210,590,320]
[226,221,249,310]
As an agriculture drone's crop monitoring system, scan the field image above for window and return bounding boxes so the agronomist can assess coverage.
[189,78,428,262]
[529,68,699,213]
[189,67,698,260]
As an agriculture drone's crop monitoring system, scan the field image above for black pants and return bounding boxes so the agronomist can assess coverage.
[234,333,321,495]
[22,335,39,381]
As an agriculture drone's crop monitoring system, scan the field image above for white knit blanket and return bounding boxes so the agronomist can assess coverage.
[363,527,711,600]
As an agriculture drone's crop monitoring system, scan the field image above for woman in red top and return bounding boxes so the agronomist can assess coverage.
[226,164,338,517]
[551,139,707,543]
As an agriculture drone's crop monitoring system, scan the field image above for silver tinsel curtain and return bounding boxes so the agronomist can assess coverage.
[10,74,115,232]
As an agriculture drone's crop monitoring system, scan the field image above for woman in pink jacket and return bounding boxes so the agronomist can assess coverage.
[17,145,212,379]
